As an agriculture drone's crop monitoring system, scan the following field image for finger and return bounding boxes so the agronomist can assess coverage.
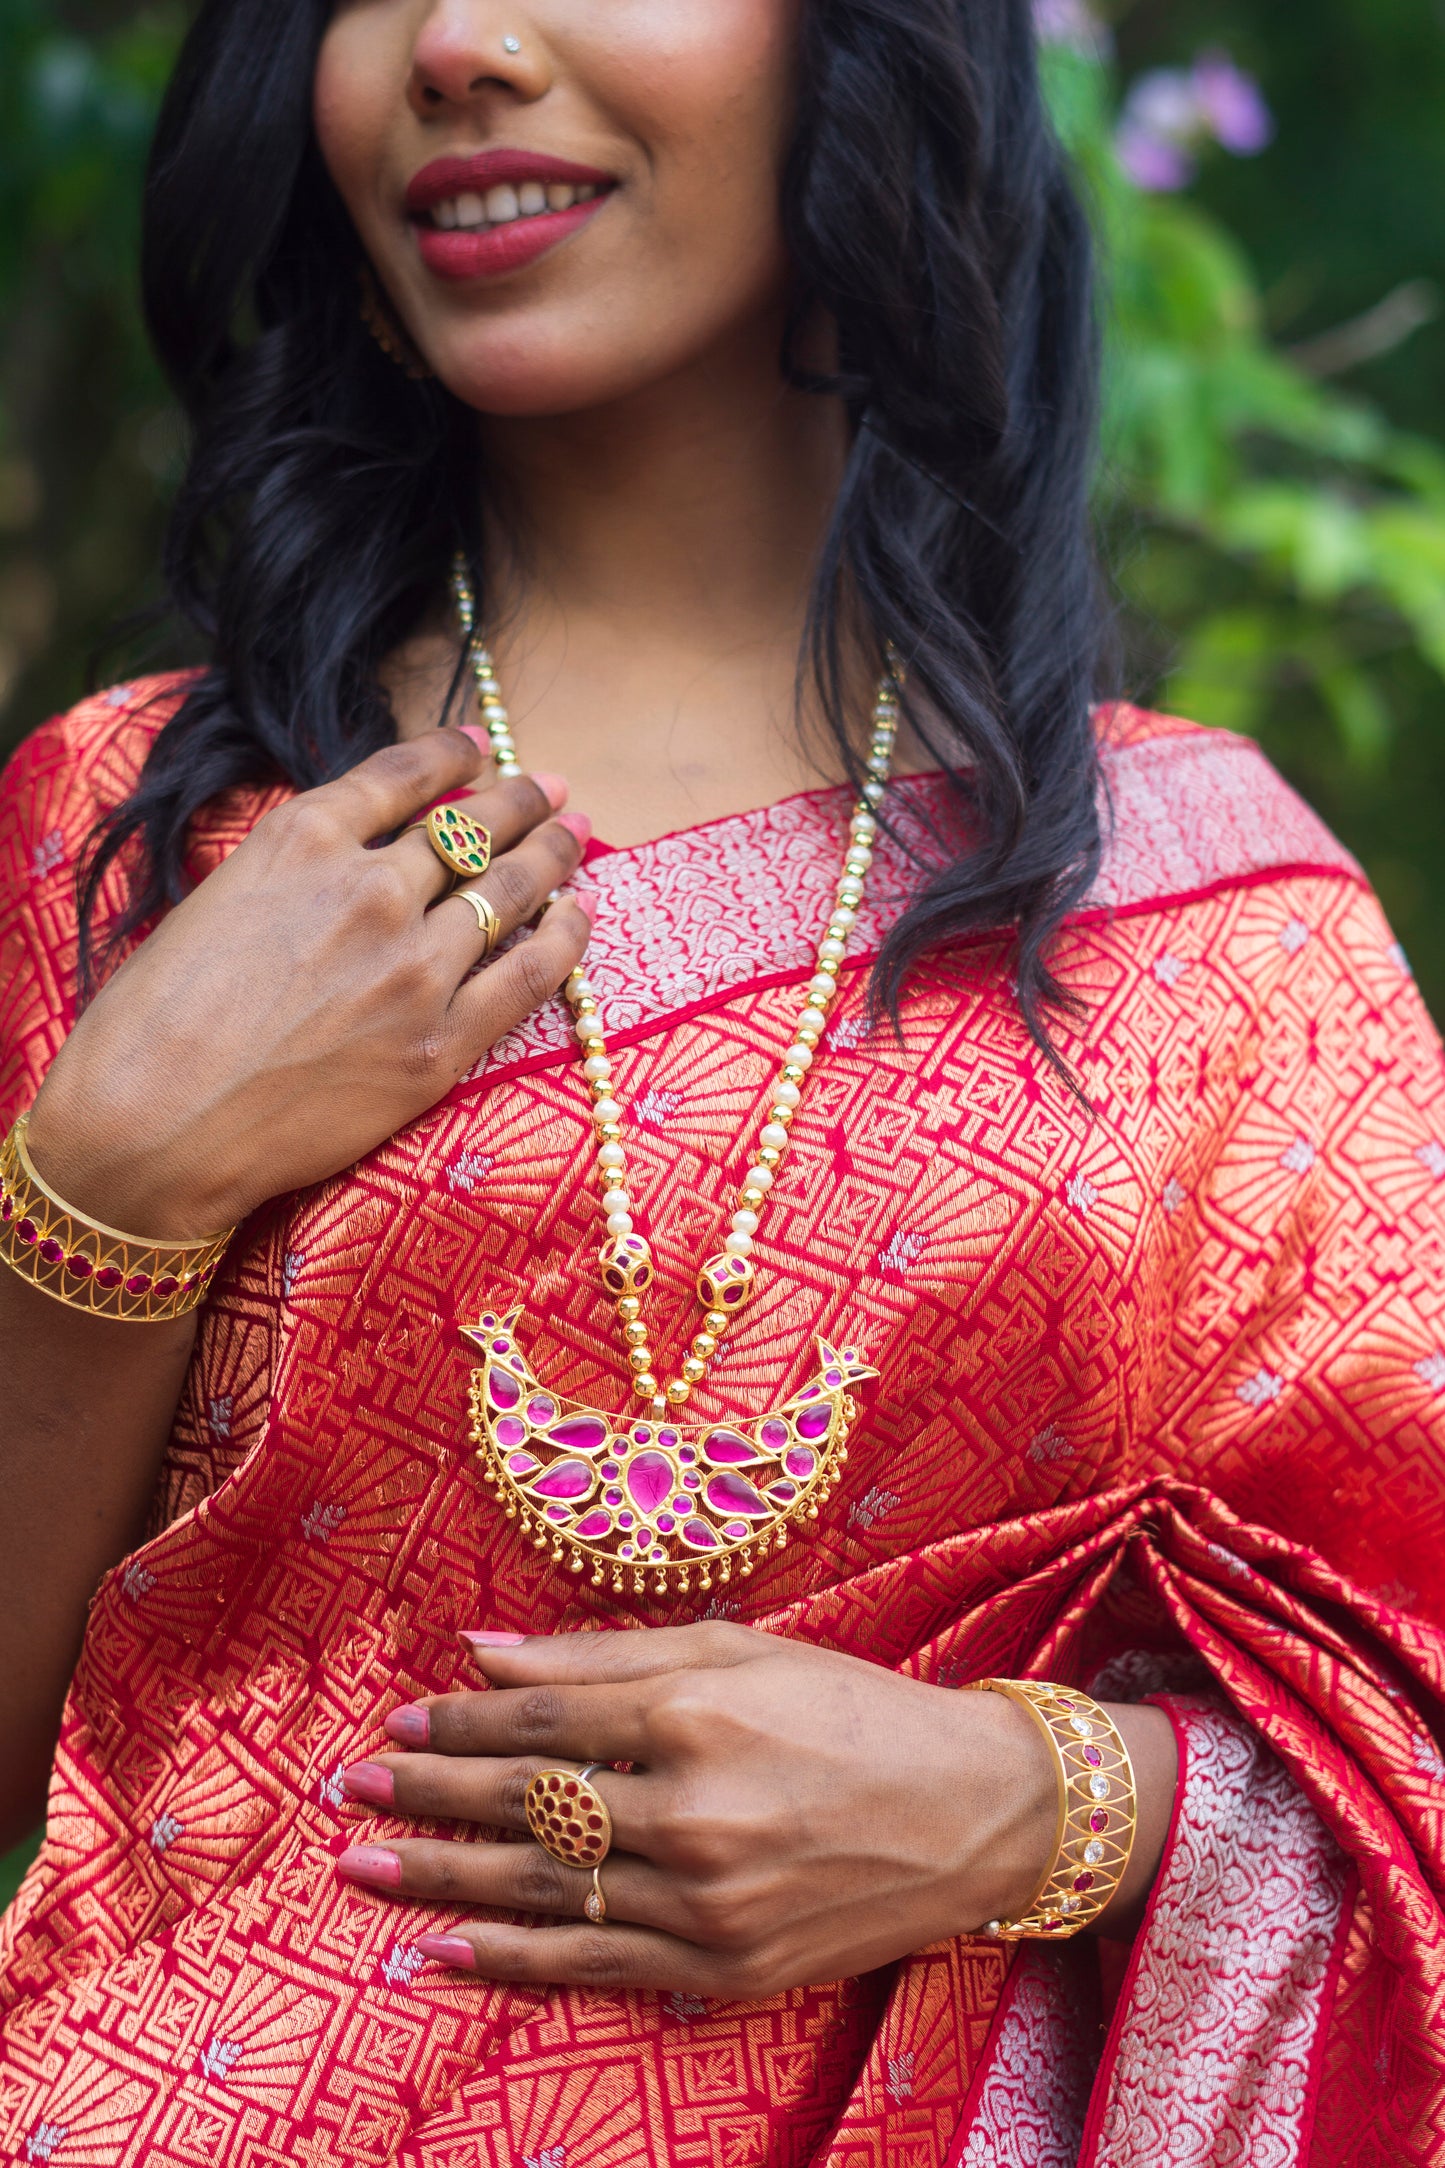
[428,815,590,972]
[391,771,572,902]
[456,1620,766,1690]
[447,896,594,1050]
[387,1677,654,1765]
[338,1749,651,1851]
[411,1918,748,1999]
[335,1833,685,1934]
[315,729,486,839]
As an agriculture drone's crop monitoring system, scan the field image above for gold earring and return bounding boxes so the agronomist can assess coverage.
[358,265,432,381]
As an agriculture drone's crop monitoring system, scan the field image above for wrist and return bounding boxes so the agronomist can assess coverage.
[25,1077,239,1239]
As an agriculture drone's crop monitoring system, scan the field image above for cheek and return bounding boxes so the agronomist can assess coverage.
[312,8,399,238]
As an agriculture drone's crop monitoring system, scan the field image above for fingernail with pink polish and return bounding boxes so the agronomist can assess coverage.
[460,1628,528,1649]
[554,810,592,848]
[340,1762,395,1807]
[573,888,600,926]
[384,1704,430,1748]
[337,1845,402,1889]
[531,771,569,811]
[418,1933,477,1970]
[458,723,489,752]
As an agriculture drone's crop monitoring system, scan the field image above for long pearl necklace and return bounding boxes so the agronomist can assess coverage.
[451,556,896,1595]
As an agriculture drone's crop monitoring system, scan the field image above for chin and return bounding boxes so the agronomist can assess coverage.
[424,317,703,420]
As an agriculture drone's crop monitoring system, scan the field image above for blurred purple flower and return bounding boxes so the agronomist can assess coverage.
[1116,51,1273,192]
[1116,121,1196,193]
[1193,50,1275,154]
[1032,0,1109,52]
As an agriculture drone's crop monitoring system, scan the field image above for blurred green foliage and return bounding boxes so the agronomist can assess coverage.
[0,0,1442,1021]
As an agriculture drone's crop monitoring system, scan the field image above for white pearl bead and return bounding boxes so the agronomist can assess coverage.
[838,879,863,905]
[605,1211,633,1237]
[773,1081,801,1108]
[819,938,846,963]
[851,815,877,840]
[602,1189,631,1215]
[809,972,836,999]
[784,1044,813,1069]
[759,1122,789,1151]
[797,1007,827,1037]
[571,976,596,1003]
[598,1142,626,1168]
[744,1165,774,1191]
[592,1097,621,1123]
[498,762,523,778]
[574,1014,603,1042]
[730,1209,759,1236]
[831,905,856,930]
[583,1056,612,1082]
[724,1231,754,1256]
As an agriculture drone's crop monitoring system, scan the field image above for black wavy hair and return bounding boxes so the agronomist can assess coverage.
[82,0,1108,1052]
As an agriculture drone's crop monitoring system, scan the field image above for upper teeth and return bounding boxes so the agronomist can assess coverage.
[431,181,598,230]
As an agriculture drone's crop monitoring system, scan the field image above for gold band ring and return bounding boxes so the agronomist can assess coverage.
[525,1763,613,1867]
[451,888,502,958]
[422,803,492,885]
[584,1865,608,1924]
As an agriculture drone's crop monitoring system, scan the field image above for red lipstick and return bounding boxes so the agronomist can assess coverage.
[406,150,614,283]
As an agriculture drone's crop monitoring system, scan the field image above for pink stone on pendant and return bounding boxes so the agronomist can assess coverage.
[794,1402,832,1441]
[1073,1872,1094,1892]
[626,1451,673,1518]
[705,1471,770,1519]
[549,1413,609,1453]
[759,1419,790,1453]
[95,1266,122,1290]
[66,1253,93,1278]
[573,1510,612,1541]
[505,1452,539,1477]
[488,1368,521,1411]
[680,1519,718,1550]
[494,1416,527,1448]
[783,1447,816,1481]
[38,1237,63,1265]
[124,1272,151,1296]
[1090,1809,1109,1832]
[526,1394,557,1426]
[154,1276,180,1298]
[528,1459,594,1501]
[721,1519,751,1541]
[1082,1746,1103,1767]
[766,1482,797,1504]
[702,1430,757,1466]
[16,1218,37,1246]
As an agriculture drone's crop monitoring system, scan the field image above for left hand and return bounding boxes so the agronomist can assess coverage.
[333,1622,1079,1997]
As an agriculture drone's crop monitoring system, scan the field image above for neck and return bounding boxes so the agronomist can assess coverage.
[479,307,847,651]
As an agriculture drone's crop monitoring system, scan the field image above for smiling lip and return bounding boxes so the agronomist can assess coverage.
[406,149,615,282]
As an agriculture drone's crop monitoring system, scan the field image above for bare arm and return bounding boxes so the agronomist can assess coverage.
[0,1276,196,1845]
[0,729,591,1838]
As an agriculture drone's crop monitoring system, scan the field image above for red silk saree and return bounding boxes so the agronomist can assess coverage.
[0,684,1442,2167]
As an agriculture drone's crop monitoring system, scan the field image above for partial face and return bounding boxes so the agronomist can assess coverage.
[315,0,802,416]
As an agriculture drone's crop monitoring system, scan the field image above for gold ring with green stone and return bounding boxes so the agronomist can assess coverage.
[424,804,492,885]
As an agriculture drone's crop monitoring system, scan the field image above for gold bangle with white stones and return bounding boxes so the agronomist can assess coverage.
[965,1679,1137,1938]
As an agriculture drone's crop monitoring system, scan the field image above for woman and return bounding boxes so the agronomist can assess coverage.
[0,0,1441,2160]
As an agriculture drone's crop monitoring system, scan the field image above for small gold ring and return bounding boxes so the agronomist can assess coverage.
[423,803,492,884]
[525,1765,613,1867]
[452,888,502,958]
[584,1865,607,1924]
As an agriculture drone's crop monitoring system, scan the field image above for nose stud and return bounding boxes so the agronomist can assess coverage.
[502,34,521,52]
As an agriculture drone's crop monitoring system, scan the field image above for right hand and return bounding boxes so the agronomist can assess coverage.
[26,729,592,1238]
